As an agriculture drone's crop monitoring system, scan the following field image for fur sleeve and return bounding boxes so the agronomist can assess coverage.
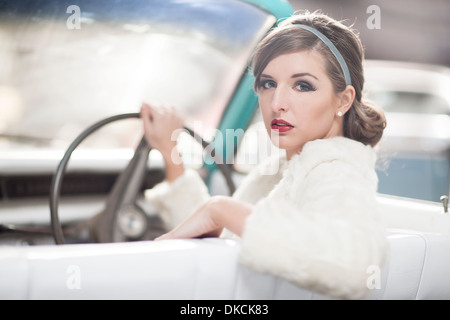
[144,169,210,229]
[238,159,388,299]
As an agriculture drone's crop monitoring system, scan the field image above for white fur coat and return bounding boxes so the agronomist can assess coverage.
[145,136,388,299]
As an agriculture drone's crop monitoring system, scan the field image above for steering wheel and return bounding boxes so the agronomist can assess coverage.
[49,113,236,245]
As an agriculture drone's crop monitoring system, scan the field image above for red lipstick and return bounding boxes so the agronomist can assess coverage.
[271,119,294,132]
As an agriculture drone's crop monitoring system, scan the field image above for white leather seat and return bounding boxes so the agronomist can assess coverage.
[415,232,450,299]
[0,229,449,300]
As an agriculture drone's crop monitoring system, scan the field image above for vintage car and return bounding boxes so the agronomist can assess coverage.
[365,60,450,202]
[0,0,449,300]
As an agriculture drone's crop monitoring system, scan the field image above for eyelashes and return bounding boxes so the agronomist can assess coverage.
[294,80,316,92]
[257,79,317,92]
[258,79,276,90]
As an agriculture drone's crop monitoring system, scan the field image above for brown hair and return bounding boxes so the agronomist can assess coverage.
[252,11,386,147]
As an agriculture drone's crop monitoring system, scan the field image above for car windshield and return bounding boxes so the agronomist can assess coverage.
[0,0,275,149]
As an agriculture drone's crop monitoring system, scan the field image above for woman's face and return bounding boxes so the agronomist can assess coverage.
[257,50,346,160]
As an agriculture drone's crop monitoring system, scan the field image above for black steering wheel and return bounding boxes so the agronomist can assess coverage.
[49,113,236,245]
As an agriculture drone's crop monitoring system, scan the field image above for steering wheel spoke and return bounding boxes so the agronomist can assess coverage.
[90,137,152,242]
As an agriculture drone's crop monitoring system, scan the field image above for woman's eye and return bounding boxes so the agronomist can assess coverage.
[295,81,316,92]
[260,80,276,90]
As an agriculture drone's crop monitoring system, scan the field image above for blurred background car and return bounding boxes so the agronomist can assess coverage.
[365,60,450,202]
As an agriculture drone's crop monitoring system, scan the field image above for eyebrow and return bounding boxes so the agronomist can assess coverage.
[261,73,319,80]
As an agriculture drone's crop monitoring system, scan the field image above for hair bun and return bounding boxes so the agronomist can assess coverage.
[344,99,386,147]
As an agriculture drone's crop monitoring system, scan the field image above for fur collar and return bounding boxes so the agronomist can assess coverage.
[291,136,377,177]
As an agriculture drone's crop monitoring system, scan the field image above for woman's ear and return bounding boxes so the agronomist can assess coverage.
[336,85,355,116]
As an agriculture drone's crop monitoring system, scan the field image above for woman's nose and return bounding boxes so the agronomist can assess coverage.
[272,86,290,113]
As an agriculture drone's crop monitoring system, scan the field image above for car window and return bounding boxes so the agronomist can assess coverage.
[369,91,450,115]
[0,0,275,150]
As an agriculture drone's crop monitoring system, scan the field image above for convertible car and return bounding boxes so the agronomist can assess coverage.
[0,0,449,300]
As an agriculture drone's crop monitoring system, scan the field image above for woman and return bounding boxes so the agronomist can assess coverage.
[141,11,388,299]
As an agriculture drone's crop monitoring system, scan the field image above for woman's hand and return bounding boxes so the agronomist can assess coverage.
[155,196,253,240]
[140,102,185,181]
[140,103,184,158]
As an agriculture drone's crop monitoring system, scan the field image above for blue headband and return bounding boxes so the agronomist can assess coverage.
[293,24,352,86]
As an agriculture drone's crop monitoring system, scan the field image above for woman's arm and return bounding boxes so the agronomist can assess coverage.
[141,103,211,229]
[212,197,253,237]
[155,196,253,240]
